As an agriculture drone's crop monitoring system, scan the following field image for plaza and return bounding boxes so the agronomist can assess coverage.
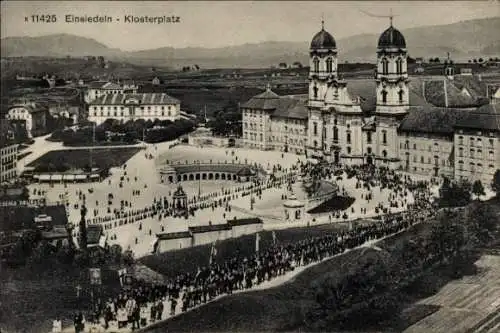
[20,134,423,259]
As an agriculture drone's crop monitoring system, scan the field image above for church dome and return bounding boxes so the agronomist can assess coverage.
[310,28,336,50]
[378,25,406,49]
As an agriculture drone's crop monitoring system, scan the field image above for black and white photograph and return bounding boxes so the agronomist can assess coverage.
[0,1,499,332]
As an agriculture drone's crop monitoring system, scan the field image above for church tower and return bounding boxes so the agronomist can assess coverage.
[307,20,337,154]
[309,20,338,106]
[374,18,409,168]
[375,19,409,115]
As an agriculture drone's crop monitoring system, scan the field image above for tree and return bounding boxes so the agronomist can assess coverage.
[478,58,484,63]
[491,169,500,195]
[434,57,440,63]
[473,59,478,63]
[79,205,88,250]
[472,180,485,199]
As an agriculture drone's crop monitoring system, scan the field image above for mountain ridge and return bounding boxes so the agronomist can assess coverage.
[2,17,499,68]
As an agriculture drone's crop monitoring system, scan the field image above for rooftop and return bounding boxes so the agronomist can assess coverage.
[88,81,122,90]
[242,89,308,120]
[89,93,180,105]
[454,103,500,132]
[188,224,232,234]
[227,217,263,227]
[157,231,192,240]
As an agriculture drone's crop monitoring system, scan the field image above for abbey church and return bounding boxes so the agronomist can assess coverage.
[241,21,499,186]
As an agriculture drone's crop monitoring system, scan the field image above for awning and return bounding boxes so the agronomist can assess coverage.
[90,174,99,178]
[75,175,87,180]
[51,175,63,181]
[63,175,76,181]
[39,174,51,180]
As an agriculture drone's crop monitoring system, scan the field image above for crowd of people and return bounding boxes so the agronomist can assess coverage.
[62,161,435,333]
[70,205,432,332]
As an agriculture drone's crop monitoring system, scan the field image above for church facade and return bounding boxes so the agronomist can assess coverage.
[241,21,499,186]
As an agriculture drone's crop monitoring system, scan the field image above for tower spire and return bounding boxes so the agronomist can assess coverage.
[321,14,324,30]
[389,8,393,27]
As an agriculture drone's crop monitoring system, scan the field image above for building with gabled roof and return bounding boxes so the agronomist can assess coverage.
[453,104,500,184]
[88,93,181,125]
[6,102,49,138]
[239,19,499,185]
[84,80,138,103]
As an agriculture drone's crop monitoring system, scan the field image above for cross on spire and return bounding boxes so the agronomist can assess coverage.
[321,13,324,30]
[389,8,393,27]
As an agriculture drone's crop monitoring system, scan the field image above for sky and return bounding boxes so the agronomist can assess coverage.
[1,1,499,51]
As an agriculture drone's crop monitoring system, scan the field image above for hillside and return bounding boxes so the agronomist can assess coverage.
[1,17,499,67]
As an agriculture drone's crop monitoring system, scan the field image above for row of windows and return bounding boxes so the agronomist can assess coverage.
[407,155,445,165]
[8,109,28,114]
[1,156,16,164]
[401,141,443,151]
[92,105,173,111]
[312,57,335,73]
[313,124,385,144]
[0,170,17,182]
[380,90,405,104]
[457,161,496,172]
[380,58,405,75]
[458,147,495,159]
[457,136,495,147]
[90,111,174,117]
[244,133,263,142]
[1,146,17,155]
[94,90,124,95]
[0,164,16,172]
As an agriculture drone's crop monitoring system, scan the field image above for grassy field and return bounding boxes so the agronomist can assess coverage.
[26,147,142,170]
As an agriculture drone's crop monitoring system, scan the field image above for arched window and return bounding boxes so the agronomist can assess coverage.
[382,130,387,145]
[382,150,387,158]
[313,122,318,136]
[396,58,403,74]
[346,132,351,144]
[326,57,333,73]
[381,58,389,74]
[313,57,320,72]
[313,85,318,99]
[381,90,388,104]
[398,90,404,103]
[333,126,338,141]
[313,140,318,148]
